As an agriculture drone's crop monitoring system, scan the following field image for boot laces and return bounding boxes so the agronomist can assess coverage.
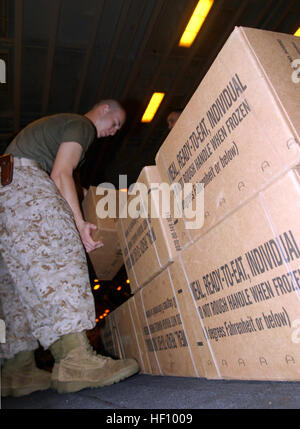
[82,335,111,361]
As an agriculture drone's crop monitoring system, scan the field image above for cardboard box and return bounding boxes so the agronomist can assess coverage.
[99,313,122,359]
[82,186,124,280]
[82,185,118,232]
[117,166,183,293]
[111,297,152,374]
[168,167,300,381]
[134,266,209,378]
[155,27,300,248]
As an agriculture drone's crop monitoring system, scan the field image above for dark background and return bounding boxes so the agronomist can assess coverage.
[1,0,299,333]
[1,0,299,187]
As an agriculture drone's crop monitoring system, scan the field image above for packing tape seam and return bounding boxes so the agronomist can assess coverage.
[167,266,200,378]
[217,164,298,233]
[159,158,299,257]
[160,151,194,244]
[239,27,300,143]
[173,160,299,258]
[120,218,140,290]
[259,190,300,304]
[289,168,300,199]
[113,313,126,360]
[217,53,300,166]
[140,286,163,375]
[128,300,147,373]
[108,316,118,358]
[140,191,163,268]
[179,253,222,379]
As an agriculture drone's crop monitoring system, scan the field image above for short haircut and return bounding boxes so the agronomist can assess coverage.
[94,99,124,113]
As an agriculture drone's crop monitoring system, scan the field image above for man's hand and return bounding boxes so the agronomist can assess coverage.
[50,142,104,253]
[76,220,104,253]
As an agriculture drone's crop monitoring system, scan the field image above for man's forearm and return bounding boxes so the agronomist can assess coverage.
[51,171,85,229]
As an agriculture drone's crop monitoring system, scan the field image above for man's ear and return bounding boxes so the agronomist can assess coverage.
[100,104,110,115]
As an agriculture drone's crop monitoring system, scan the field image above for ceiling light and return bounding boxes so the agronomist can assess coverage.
[141,92,165,122]
[179,0,214,47]
[294,27,300,37]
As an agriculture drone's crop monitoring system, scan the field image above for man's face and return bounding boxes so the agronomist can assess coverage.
[167,112,181,130]
[96,107,126,138]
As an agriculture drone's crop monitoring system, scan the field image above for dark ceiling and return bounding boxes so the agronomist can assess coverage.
[1,0,299,188]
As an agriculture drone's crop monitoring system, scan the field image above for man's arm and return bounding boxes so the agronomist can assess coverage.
[50,141,103,253]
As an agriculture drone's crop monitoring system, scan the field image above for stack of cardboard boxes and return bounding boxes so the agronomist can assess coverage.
[97,27,300,381]
[116,165,184,294]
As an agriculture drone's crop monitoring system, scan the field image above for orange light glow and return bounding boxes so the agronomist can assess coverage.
[179,0,214,47]
[141,92,165,122]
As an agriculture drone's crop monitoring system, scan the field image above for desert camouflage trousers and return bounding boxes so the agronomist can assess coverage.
[0,162,96,359]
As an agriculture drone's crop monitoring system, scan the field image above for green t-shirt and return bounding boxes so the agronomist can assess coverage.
[6,113,96,173]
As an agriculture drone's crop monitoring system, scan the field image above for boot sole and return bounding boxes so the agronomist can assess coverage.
[52,363,139,394]
[1,375,11,397]
[1,375,51,398]
[10,381,52,397]
[1,387,11,397]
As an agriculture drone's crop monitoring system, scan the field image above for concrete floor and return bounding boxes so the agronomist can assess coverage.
[1,373,300,410]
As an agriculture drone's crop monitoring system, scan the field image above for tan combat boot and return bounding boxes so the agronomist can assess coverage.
[49,331,139,394]
[1,350,51,397]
